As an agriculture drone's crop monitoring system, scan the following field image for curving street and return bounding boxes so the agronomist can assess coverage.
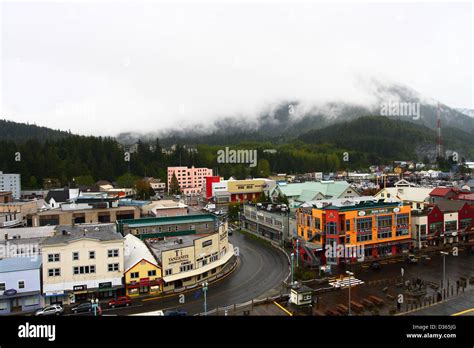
[96,231,289,316]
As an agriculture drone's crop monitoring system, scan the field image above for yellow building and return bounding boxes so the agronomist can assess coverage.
[124,234,162,296]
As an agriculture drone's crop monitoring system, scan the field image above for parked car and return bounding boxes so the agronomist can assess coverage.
[228,228,233,236]
[164,309,187,316]
[371,261,381,270]
[406,254,418,264]
[108,296,132,308]
[35,304,64,316]
[71,302,92,314]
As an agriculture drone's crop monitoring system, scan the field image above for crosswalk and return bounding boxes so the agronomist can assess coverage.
[328,276,364,288]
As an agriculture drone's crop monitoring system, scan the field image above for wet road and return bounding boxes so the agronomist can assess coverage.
[98,231,289,316]
[313,250,474,315]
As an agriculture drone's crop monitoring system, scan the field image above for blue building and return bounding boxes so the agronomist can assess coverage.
[0,257,43,314]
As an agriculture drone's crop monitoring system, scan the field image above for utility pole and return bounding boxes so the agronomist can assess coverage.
[346,271,354,316]
[290,253,295,286]
[440,251,448,289]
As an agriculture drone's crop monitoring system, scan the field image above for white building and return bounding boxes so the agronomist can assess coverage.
[0,257,43,314]
[0,172,21,199]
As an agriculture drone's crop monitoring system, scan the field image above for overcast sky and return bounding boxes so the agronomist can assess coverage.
[1,0,472,136]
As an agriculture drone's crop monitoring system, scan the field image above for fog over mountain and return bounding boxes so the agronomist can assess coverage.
[2,2,472,136]
[117,79,474,145]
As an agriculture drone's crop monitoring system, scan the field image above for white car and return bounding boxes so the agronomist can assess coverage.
[35,304,64,316]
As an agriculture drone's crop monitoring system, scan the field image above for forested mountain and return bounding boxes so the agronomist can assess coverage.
[1,116,471,190]
[0,119,71,143]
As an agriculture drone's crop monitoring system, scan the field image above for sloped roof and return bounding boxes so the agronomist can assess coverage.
[276,181,352,199]
[45,189,69,203]
[430,187,458,197]
[0,257,42,273]
[436,200,468,212]
[375,187,432,203]
[124,234,158,272]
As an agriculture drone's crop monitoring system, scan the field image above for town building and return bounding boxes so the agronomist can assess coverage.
[272,181,360,209]
[0,172,21,199]
[1,226,56,260]
[0,199,49,227]
[0,191,14,204]
[374,180,433,212]
[30,204,140,227]
[116,214,217,238]
[148,222,234,292]
[167,166,213,195]
[411,200,474,249]
[41,224,125,305]
[0,211,23,228]
[124,234,162,296]
[205,177,276,204]
[143,177,166,195]
[119,199,188,218]
[241,203,290,242]
[0,257,43,314]
[45,188,80,209]
[429,187,461,204]
[296,200,412,264]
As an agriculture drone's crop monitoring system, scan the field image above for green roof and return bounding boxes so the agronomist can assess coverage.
[275,181,351,200]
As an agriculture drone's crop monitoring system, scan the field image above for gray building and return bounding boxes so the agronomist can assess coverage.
[242,203,290,242]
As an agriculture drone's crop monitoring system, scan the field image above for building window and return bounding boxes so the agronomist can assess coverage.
[326,222,337,235]
[445,221,457,232]
[377,230,392,239]
[48,253,60,262]
[460,218,472,230]
[0,283,5,291]
[73,265,96,274]
[179,264,193,272]
[89,251,95,259]
[48,268,61,277]
[165,269,172,276]
[356,217,372,232]
[396,213,409,226]
[377,215,392,229]
[108,249,119,258]
[130,272,139,279]
[108,263,119,272]
[18,281,25,289]
[148,270,157,277]
[346,220,351,231]
[73,252,79,261]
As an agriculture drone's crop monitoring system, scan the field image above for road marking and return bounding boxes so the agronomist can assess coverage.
[273,301,293,316]
[452,308,474,316]
[329,276,364,288]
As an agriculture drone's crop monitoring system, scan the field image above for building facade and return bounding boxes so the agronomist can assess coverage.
[0,257,42,314]
[0,172,21,199]
[207,178,276,204]
[296,200,412,264]
[242,203,290,242]
[167,166,213,195]
[124,234,162,296]
[41,225,125,305]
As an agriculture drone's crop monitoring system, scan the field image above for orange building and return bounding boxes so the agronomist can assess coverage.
[296,200,411,264]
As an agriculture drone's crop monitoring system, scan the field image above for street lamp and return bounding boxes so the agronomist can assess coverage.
[290,253,295,286]
[296,239,300,267]
[440,251,448,289]
[346,271,354,316]
[202,281,208,315]
[91,298,99,316]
